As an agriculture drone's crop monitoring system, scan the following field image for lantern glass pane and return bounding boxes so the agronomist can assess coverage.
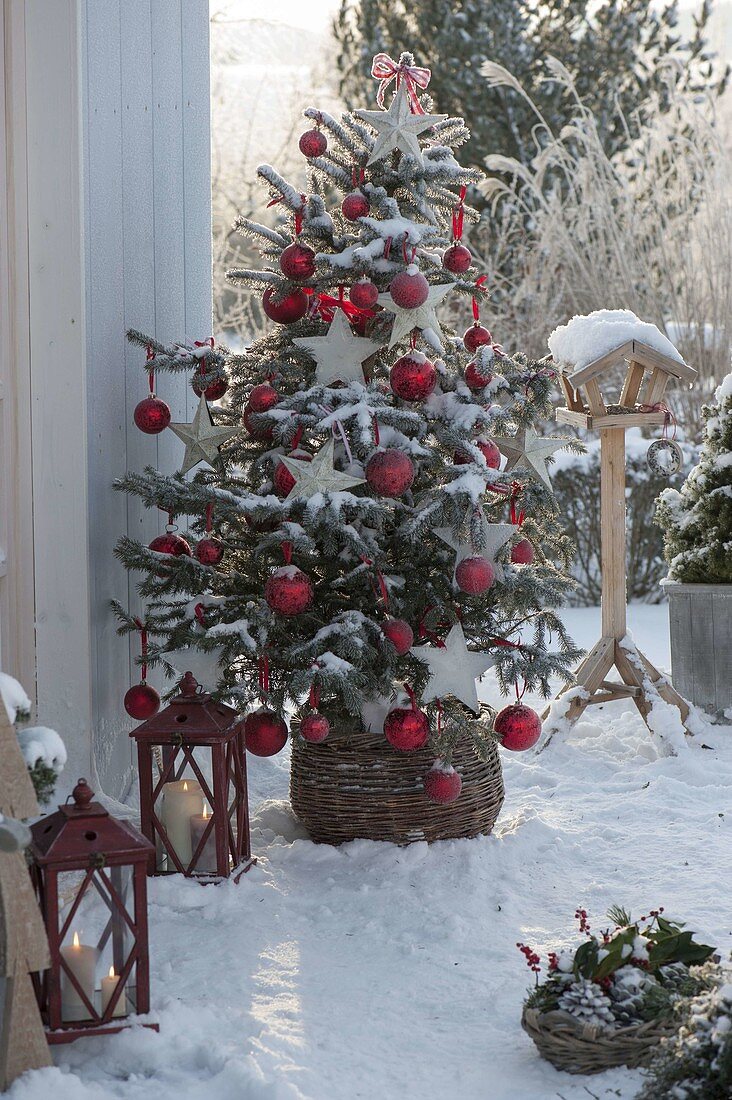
[56,865,136,1020]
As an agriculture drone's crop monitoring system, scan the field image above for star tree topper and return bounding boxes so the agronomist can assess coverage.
[293,309,382,386]
[355,81,447,169]
[169,395,239,475]
[494,427,568,491]
[377,282,451,352]
[280,438,366,501]
[411,622,494,714]
[435,511,516,583]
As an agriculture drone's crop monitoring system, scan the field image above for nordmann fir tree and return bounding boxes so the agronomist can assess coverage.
[114,53,581,805]
[656,371,732,584]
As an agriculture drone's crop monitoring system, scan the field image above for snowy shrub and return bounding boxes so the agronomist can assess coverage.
[520,906,715,1031]
[476,61,732,432]
[638,964,732,1099]
[0,671,66,806]
[553,431,699,605]
[655,372,732,584]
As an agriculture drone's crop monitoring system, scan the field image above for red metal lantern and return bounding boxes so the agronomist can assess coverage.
[129,672,253,882]
[29,778,156,1043]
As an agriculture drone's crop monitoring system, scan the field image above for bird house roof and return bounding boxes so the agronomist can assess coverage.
[558,339,697,389]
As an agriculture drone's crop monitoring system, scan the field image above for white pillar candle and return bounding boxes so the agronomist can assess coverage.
[189,803,219,874]
[161,779,203,868]
[101,965,127,1018]
[60,931,98,1020]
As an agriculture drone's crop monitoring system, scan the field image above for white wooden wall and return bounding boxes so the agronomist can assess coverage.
[83,0,212,799]
[1,0,212,799]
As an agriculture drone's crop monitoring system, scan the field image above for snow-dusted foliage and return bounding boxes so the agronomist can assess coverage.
[522,906,715,1032]
[639,964,732,1099]
[656,372,732,583]
[114,57,582,763]
[477,64,732,427]
[333,0,725,166]
[0,670,65,806]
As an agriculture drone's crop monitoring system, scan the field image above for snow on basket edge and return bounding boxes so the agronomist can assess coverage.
[548,309,684,370]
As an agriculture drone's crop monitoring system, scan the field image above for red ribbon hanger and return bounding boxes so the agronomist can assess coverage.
[451,186,467,242]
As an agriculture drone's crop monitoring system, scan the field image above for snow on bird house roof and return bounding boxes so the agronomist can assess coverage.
[548,309,696,388]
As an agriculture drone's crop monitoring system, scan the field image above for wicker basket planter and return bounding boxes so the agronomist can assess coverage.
[290,716,504,845]
[521,1005,676,1075]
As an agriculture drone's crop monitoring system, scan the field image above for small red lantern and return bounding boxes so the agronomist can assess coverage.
[130,673,253,882]
[29,778,156,1043]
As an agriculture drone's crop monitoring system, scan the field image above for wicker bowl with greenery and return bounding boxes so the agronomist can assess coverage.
[518,906,716,1075]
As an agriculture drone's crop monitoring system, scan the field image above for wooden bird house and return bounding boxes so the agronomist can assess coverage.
[547,339,698,734]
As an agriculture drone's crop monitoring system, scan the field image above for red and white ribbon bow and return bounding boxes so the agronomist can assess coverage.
[371,53,431,114]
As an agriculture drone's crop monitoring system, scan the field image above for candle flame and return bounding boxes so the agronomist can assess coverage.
[183,781,188,791]
[202,803,209,820]
[109,966,116,979]
[73,931,80,948]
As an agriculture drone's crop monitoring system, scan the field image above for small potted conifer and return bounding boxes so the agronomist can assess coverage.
[655,373,732,715]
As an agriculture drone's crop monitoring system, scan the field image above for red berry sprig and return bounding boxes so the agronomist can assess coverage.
[575,908,591,935]
[516,942,541,975]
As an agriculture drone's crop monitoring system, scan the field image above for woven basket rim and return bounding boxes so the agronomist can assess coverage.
[522,1004,675,1041]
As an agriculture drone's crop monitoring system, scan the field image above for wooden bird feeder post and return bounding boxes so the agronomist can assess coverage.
[546,339,698,731]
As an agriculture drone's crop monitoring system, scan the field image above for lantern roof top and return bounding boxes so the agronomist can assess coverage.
[129,672,241,745]
[30,779,154,867]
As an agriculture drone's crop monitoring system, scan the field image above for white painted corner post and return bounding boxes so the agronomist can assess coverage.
[2,0,212,799]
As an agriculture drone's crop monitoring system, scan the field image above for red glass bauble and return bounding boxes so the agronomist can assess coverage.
[191,373,229,400]
[494,703,542,751]
[350,278,379,310]
[464,361,493,391]
[248,383,279,413]
[381,618,414,656]
[390,352,437,401]
[423,764,462,804]
[149,532,191,556]
[463,323,492,353]
[389,265,429,309]
[299,128,327,158]
[244,707,289,756]
[383,706,429,751]
[134,396,171,434]
[300,712,330,743]
[265,566,313,616]
[263,285,308,325]
[243,405,274,440]
[351,314,371,337]
[342,191,370,221]
[442,243,472,274]
[454,438,501,468]
[124,682,161,720]
[366,449,415,497]
[455,555,494,595]
[511,538,534,565]
[279,241,317,281]
[195,537,224,566]
[273,449,311,498]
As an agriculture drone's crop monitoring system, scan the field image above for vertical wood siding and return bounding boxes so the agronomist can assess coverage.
[84,0,212,797]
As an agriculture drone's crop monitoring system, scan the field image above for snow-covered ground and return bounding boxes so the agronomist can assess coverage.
[11,603,732,1100]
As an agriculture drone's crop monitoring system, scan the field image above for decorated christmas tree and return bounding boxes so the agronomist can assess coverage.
[656,371,732,584]
[114,53,581,816]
